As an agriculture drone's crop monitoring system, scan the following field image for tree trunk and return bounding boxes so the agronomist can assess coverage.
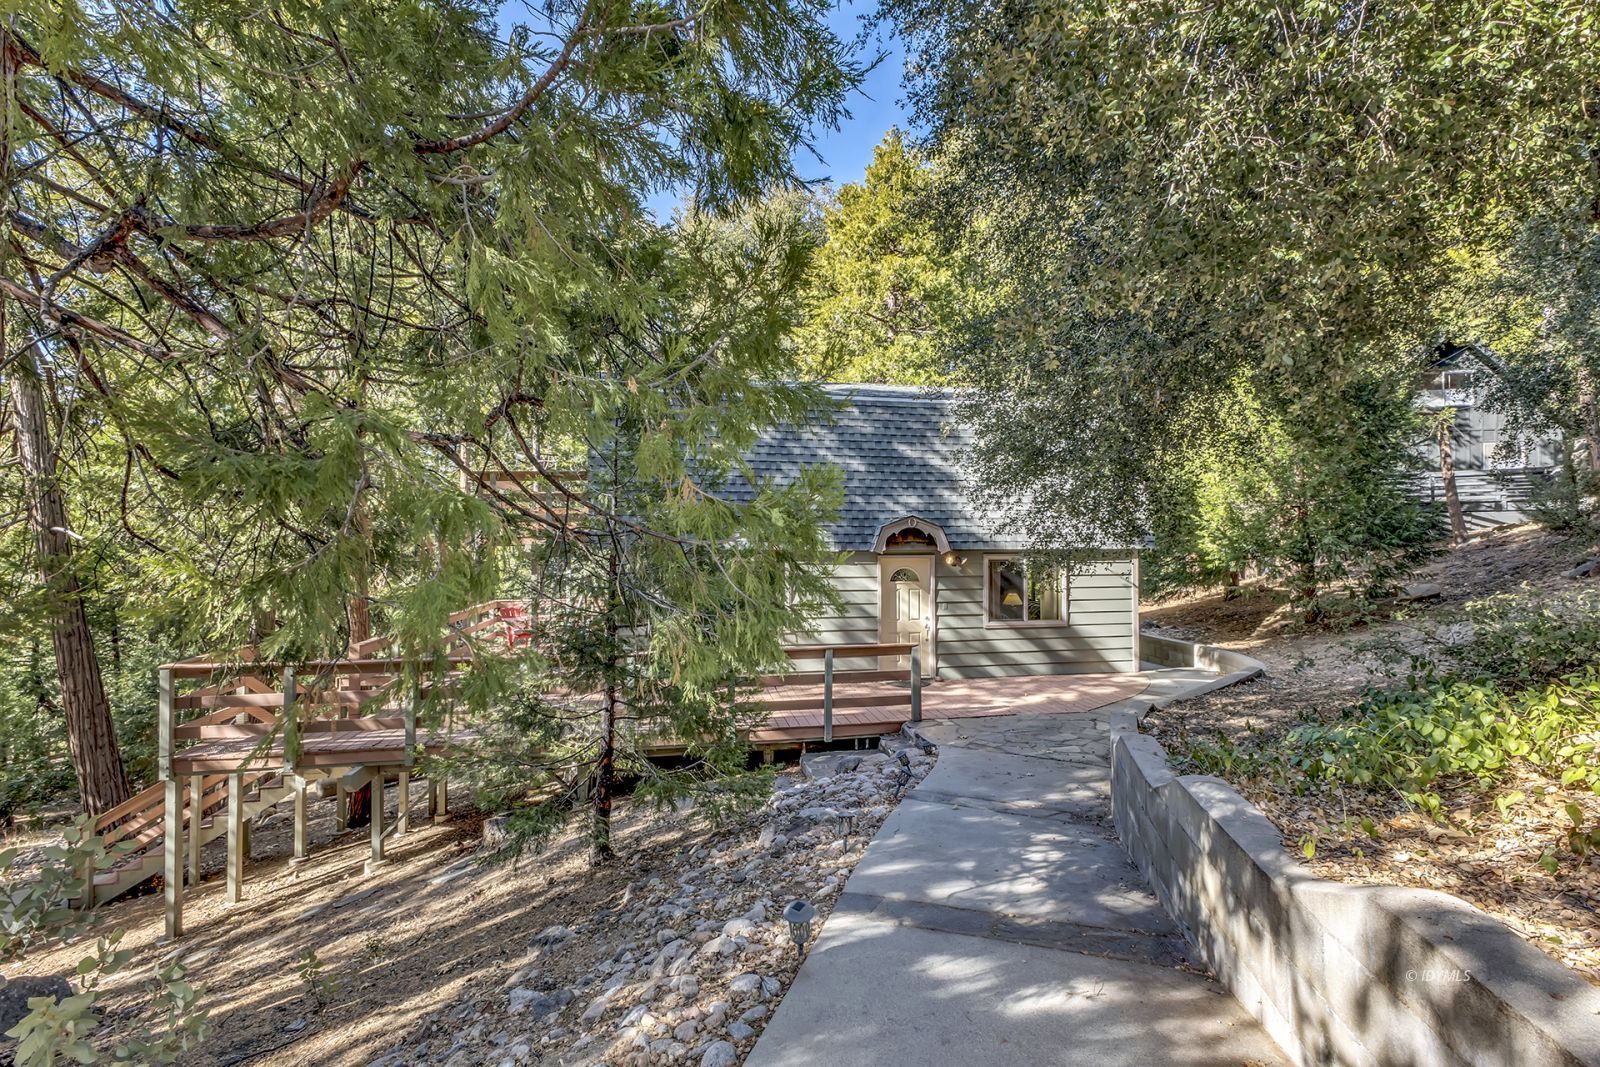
[1437,418,1468,545]
[6,331,129,814]
[348,593,371,648]
[1289,500,1321,623]
[345,572,374,826]
[591,545,620,865]
[1579,363,1600,474]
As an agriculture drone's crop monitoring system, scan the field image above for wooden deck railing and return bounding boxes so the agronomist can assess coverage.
[154,598,533,784]
[774,641,921,742]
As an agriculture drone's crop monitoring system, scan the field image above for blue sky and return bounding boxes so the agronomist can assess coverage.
[799,0,909,187]
[495,1,909,214]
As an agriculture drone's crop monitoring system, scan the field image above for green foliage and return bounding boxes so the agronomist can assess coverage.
[1175,588,1600,817]
[298,949,340,1011]
[1,0,862,813]
[1292,670,1600,809]
[442,196,844,859]
[1146,373,1442,606]
[6,991,101,1066]
[1,819,114,961]
[880,0,1600,565]
[1523,453,1600,536]
[2,824,209,1062]
[1562,803,1600,860]
[1455,588,1600,686]
[795,131,982,384]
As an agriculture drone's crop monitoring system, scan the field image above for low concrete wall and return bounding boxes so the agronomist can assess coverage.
[1114,637,1600,1067]
[1139,631,1265,697]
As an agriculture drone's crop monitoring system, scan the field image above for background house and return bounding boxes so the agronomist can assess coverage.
[733,385,1142,678]
[1417,346,1562,529]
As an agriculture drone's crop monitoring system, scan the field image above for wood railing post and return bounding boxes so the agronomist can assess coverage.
[366,774,387,872]
[910,645,922,723]
[404,679,418,767]
[823,648,834,743]
[292,777,308,862]
[159,667,182,937]
[281,667,299,773]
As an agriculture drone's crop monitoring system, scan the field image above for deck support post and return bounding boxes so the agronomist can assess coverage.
[292,777,308,862]
[398,678,418,836]
[187,773,204,886]
[910,645,922,723]
[226,770,244,903]
[396,769,410,835]
[432,776,448,820]
[159,668,182,938]
[335,781,348,832]
[823,648,834,743]
[366,775,387,872]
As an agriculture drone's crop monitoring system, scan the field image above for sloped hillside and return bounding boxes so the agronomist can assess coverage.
[1142,525,1600,983]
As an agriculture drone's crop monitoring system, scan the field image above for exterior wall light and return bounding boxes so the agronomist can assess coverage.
[941,550,966,567]
[783,899,818,953]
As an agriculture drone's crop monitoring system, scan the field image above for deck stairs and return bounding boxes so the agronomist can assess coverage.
[86,771,294,905]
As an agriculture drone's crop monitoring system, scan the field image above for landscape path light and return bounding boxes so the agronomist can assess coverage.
[784,899,818,955]
[837,810,858,848]
[891,750,914,799]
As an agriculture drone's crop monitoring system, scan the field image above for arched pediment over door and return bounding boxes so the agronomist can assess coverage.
[872,516,951,554]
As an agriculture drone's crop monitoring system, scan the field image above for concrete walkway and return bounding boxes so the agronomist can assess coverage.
[747,668,1288,1067]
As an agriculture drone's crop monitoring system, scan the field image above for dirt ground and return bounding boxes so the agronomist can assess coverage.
[12,781,509,1066]
[1142,525,1600,983]
[6,747,929,1067]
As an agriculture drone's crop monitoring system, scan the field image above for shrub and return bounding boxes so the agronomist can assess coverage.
[1173,588,1600,816]
[1,822,210,1062]
[1290,669,1600,814]
[1457,587,1600,685]
[1523,455,1599,537]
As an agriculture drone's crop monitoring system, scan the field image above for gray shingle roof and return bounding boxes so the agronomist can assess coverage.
[731,384,1030,552]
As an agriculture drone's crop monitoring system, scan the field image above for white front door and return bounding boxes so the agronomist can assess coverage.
[879,556,934,674]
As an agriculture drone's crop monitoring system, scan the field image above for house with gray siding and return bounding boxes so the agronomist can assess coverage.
[1417,347,1562,528]
[736,385,1142,679]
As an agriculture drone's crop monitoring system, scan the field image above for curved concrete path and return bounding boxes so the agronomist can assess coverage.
[748,668,1288,1067]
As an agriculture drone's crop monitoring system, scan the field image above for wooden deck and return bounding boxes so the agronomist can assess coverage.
[743,672,1148,746]
[169,673,1149,768]
[172,728,469,774]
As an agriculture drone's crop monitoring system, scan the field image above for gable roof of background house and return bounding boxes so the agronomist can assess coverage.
[731,383,1031,552]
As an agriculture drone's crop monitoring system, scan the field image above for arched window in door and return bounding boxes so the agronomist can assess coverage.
[888,567,921,584]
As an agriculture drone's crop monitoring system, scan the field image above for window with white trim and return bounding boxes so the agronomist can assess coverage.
[986,557,1066,624]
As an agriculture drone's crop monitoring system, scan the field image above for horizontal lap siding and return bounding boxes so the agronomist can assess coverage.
[792,553,879,671]
[935,554,1137,678]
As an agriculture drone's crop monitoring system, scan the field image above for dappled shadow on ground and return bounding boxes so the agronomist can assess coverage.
[24,783,698,1066]
[754,902,1282,1067]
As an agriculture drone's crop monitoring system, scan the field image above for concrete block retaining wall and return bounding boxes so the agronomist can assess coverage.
[1113,636,1600,1067]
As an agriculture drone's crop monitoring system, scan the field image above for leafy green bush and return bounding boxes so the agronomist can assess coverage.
[1289,669,1600,814]
[1174,588,1600,816]
[1457,587,1600,686]
[1523,456,1599,537]
[1,822,210,1063]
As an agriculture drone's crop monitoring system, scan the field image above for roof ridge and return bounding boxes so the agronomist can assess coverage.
[819,382,959,403]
